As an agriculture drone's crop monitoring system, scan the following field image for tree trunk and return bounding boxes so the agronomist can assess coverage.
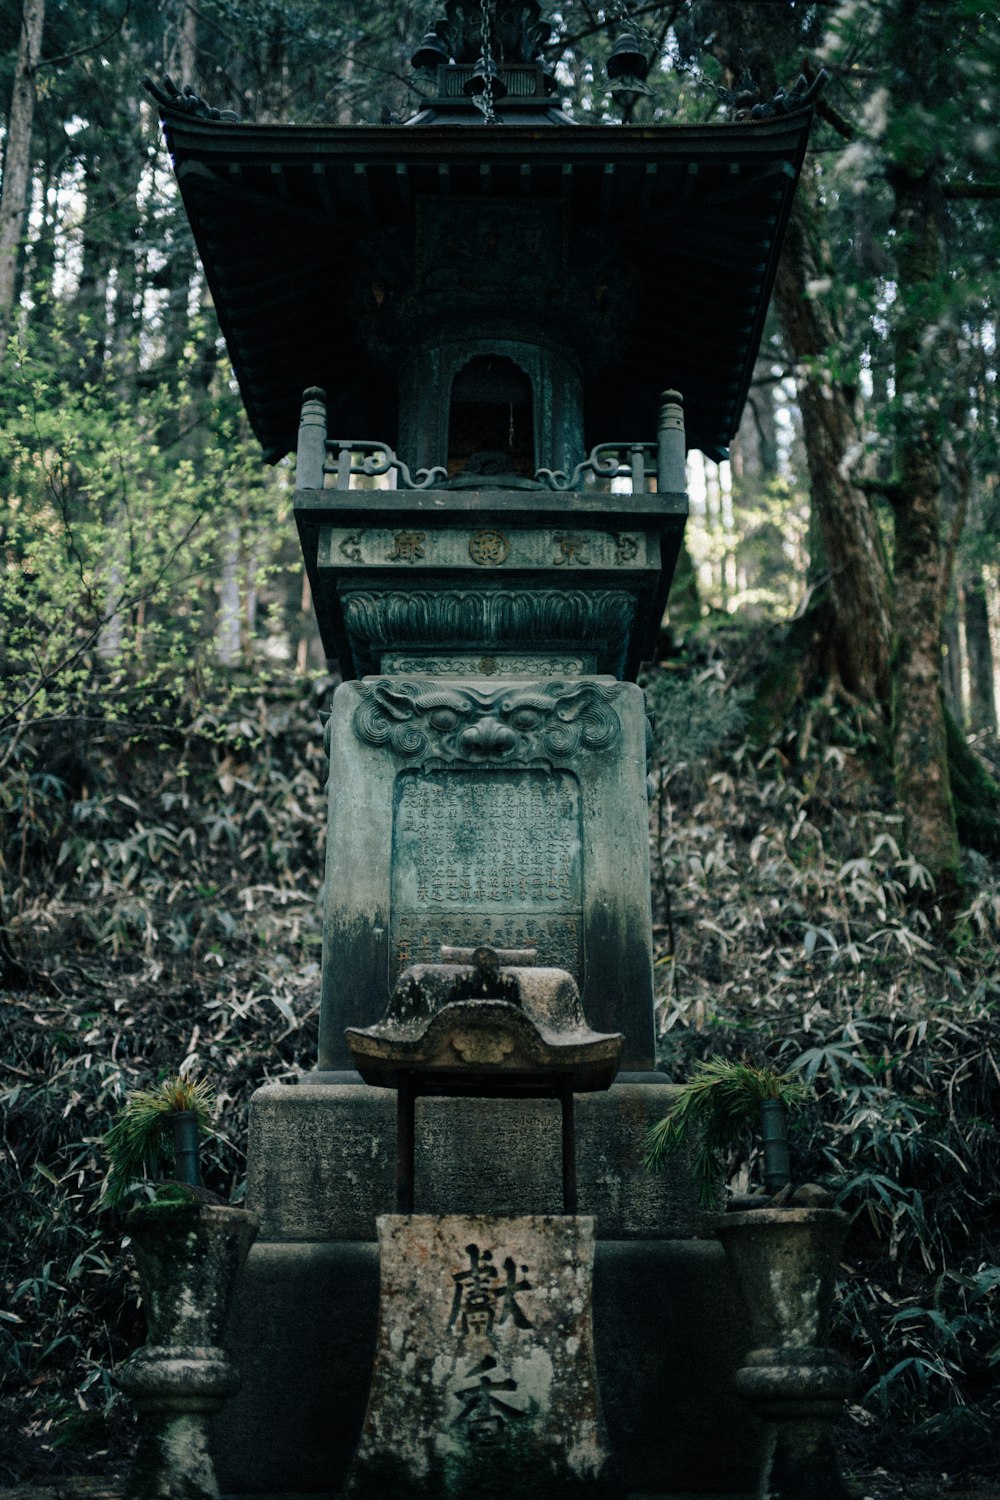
[772,180,893,707]
[940,600,963,722]
[699,0,893,705]
[0,0,46,361]
[889,165,959,888]
[216,519,243,667]
[883,0,961,890]
[963,566,997,734]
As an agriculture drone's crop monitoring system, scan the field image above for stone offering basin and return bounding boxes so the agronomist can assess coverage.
[345,945,622,1093]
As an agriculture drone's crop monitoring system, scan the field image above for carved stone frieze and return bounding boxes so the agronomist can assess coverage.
[341,589,635,678]
[352,679,621,765]
[381,653,594,676]
[321,527,648,570]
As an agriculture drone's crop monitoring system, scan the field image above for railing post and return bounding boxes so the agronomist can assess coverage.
[629,443,646,493]
[295,386,328,490]
[657,388,686,494]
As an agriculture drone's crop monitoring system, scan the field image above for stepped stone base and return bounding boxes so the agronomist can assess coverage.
[212,1081,764,1497]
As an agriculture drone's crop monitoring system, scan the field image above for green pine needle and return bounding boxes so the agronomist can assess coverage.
[103,1074,214,1209]
[644,1057,809,1206]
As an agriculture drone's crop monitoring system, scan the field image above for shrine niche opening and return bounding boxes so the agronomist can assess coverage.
[447,356,535,477]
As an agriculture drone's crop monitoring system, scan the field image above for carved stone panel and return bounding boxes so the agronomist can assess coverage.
[380,653,594,677]
[319,675,656,1073]
[340,588,637,679]
[352,678,621,765]
[320,525,648,571]
[390,769,583,985]
[344,1214,610,1500]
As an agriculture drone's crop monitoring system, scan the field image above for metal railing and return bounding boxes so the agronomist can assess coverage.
[324,439,447,492]
[296,387,686,495]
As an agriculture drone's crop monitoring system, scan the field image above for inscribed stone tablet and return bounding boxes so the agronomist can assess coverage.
[390,769,583,983]
[344,1214,611,1500]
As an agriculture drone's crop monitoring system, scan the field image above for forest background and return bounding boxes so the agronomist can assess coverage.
[1,0,999,1494]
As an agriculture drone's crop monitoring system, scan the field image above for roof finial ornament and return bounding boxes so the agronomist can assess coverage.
[141,74,241,124]
[729,68,830,123]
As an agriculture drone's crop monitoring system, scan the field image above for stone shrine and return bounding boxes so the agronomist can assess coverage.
[144,5,817,1494]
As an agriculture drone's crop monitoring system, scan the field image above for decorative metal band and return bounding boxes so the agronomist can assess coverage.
[324,439,447,491]
[352,679,621,764]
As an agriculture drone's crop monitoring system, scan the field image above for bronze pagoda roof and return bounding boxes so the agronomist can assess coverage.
[158,112,812,463]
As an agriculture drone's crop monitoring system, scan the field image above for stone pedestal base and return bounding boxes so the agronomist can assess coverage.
[214,1238,760,1498]
[211,1080,765,1498]
[119,1203,258,1500]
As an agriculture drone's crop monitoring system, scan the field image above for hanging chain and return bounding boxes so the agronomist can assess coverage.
[608,0,657,55]
[472,0,500,124]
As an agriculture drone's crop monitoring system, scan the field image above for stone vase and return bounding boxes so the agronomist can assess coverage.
[118,1201,259,1500]
[715,1208,855,1500]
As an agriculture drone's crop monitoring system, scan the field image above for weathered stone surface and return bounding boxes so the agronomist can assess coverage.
[211,1237,763,1498]
[382,652,595,676]
[344,1215,611,1499]
[715,1209,855,1500]
[128,1411,223,1500]
[124,1203,259,1350]
[714,1208,847,1354]
[318,675,656,1072]
[243,1082,708,1241]
[212,1240,379,1498]
[336,588,639,679]
[119,1203,258,1500]
[346,946,621,1091]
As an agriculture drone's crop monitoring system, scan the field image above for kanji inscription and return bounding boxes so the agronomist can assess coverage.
[448,1244,533,1337]
[390,769,583,984]
[344,1215,611,1495]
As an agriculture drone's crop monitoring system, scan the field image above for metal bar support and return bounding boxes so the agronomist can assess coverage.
[396,1073,416,1213]
[560,1080,578,1215]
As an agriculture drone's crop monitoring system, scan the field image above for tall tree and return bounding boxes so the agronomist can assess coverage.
[690,0,1000,887]
[0,0,45,361]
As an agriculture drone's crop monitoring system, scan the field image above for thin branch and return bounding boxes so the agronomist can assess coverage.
[549,1,685,56]
[0,511,205,736]
[857,476,905,509]
[815,95,856,142]
[34,2,131,75]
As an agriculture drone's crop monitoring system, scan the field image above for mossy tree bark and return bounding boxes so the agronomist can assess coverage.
[886,0,960,891]
[963,565,997,734]
[699,1,893,711]
[773,178,893,708]
[0,0,46,362]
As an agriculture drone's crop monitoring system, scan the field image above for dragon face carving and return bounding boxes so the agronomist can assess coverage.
[353,680,621,763]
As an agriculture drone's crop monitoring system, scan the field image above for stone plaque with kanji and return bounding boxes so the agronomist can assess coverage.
[390,769,583,983]
[343,1214,611,1500]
